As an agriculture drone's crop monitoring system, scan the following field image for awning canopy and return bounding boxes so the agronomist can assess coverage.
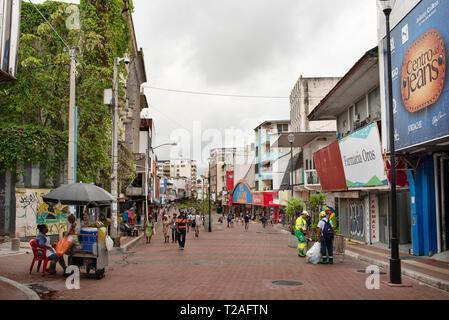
[308,47,379,121]
[271,131,336,148]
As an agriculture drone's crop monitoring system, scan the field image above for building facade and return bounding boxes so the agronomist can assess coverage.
[377,0,449,256]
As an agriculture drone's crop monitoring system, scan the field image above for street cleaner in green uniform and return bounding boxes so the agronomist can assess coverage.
[295,211,310,257]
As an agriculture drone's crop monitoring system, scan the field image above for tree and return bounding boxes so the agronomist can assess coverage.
[0,1,135,190]
[308,193,327,226]
[285,197,304,234]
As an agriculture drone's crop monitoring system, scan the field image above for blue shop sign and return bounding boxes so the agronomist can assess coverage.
[233,182,252,204]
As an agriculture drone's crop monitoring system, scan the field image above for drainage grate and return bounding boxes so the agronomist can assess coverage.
[26,283,57,299]
[272,280,303,286]
[357,270,387,275]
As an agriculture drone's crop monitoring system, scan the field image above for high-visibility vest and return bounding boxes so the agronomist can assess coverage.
[295,217,307,231]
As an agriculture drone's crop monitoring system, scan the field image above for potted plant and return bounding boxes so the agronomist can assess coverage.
[307,193,327,225]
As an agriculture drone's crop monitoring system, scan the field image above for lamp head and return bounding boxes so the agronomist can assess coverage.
[378,0,396,13]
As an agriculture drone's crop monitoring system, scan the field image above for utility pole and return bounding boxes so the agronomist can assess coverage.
[67,49,76,184]
[110,56,119,241]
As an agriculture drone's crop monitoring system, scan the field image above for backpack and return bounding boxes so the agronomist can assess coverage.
[322,219,334,240]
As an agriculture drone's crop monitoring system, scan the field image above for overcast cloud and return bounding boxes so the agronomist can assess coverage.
[133,0,379,173]
[32,0,379,174]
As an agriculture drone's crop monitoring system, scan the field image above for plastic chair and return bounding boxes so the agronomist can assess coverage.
[29,239,50,276]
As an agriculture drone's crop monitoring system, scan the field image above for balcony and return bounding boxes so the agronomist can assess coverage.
[304,169,321,190]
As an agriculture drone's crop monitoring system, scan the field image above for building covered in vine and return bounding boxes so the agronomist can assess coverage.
[0,0,151,238]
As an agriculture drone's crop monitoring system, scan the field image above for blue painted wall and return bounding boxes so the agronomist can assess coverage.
[410,154,438,256]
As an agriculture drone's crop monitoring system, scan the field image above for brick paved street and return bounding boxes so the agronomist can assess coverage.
[1,214,449,301]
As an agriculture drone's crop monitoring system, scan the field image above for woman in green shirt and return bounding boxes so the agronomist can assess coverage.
[145,216,154,244]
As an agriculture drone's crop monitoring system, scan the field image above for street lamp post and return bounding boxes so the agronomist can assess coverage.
[208,161,212,232]
[288,133,295,199]
[379,0,401,284]
[110,56,129,243]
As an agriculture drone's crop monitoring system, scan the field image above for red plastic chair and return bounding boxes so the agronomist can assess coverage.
[29,239,50,276]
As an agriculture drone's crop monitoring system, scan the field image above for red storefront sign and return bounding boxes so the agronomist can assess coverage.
[263,192,281,207]
[252,192,264,206]
[314,141,347,192]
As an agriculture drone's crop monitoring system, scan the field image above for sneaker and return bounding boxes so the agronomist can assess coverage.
[329,260,334,264]
[319,260,328,264]
[298,251,306,257]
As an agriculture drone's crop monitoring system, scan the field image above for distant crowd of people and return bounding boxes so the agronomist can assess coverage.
[144,204,203,250]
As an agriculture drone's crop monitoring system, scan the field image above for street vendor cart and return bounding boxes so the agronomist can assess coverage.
[43,183,115,280]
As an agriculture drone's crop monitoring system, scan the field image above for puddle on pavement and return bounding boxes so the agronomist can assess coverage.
[26,283,58,300]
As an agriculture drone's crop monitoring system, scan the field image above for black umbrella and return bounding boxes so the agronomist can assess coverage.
[42,183,115,207]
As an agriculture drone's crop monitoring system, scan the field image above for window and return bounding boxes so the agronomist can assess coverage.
[369,87,381,120]
[355,96,368,123]
[132,173,143,188]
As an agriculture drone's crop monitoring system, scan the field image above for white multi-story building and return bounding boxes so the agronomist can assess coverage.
[254,120,291,192]
[157,159,197,181]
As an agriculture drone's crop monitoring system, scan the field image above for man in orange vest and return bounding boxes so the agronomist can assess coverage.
[176,211,189,250]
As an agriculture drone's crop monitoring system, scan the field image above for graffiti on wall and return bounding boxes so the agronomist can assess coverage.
[350,203,364,239]
[15,188,67,237]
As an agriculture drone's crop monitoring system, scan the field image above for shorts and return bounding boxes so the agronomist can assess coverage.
[48,253,59,261]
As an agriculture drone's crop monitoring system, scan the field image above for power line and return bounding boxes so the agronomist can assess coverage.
[142,85,289,99]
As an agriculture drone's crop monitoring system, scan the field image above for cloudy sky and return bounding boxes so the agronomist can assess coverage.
[33,0,380,174]
[131,0,379,173]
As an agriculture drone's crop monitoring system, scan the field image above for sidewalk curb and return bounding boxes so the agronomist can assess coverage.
[120,234,145,253]
[345,249,449,293]
[0,276,40,300]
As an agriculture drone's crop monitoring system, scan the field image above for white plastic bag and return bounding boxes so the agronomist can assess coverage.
[306,242,321,264]
[105,236,114,251]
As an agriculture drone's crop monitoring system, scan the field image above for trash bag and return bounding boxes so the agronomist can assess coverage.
[306,242,321,265]
[55,236,74,256]
[105,236,114,251]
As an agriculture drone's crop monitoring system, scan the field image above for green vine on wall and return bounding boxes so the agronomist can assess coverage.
[0,0,135,190]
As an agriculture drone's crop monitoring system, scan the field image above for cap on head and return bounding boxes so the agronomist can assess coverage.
[320,211,326,217]
[302,210,309,216]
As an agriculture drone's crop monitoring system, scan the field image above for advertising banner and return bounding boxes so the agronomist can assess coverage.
[252,192,264,206]
[339,122,388,188]
[226,171,234,191]
[384,0,449,151]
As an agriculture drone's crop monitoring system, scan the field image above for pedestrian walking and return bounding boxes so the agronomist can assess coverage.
[261,215,267,228]
[194,211,202,238]
[176,211,189,250]
[162,215,171,243]
[317,211,334,264]
[171,213,178,243]
[295,211,310,257]
[227,211,232,228]
[144,216,154,244]
[244,212,250,230]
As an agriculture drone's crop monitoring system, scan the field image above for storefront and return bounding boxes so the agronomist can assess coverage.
[314,122,411,246]
[379,0,449,255]
[232,180,253,217]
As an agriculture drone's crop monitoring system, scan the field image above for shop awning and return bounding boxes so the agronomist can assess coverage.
[271,131,336,149]
[308,47,379,121]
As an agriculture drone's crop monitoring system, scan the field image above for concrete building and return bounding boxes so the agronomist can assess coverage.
[209,148,237,208]
[254,120,291,192]
[290,76,340,133]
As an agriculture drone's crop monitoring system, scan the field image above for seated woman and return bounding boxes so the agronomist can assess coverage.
[36,224,67,276]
